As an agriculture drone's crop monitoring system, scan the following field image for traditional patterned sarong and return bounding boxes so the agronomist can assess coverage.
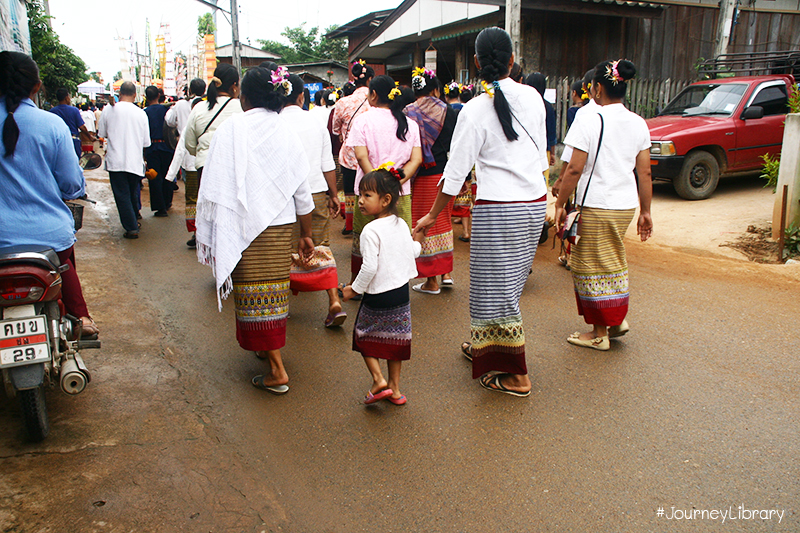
[290,192,338,293]
[184,169,199,232]
[570,207,635,327]
[469,199,546,378]
[411,174,453,278]
[405,97,447,168]
[353,283,412,361]
[351,195,412,275]
[231,224,293,351]
[451,177,473,218]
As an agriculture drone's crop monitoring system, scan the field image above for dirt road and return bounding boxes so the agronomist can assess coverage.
[1,170,797,532]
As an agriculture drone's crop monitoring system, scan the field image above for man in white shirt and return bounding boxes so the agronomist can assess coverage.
[80,103,96,132]
[166,78,206,135]
[97,81,151,239]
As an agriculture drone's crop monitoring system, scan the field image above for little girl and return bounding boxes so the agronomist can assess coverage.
[342,167,423,405]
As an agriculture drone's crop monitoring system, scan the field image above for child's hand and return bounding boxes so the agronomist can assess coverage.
[412,225,427,243]
[341,285,358,301]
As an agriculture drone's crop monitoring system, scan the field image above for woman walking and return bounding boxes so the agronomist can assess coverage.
[280,74,346,328]
[405,68,457,294]
[554,60,653,351]
[183,63,242,248]
[345,75,422,281]
[413,28,548,397]
[195,67,315,394]
[332,61,374,235]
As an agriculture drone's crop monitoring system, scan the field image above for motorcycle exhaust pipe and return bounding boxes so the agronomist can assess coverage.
[60,357,88,395]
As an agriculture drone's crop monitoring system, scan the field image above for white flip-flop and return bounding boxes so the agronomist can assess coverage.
[412,282,440,295]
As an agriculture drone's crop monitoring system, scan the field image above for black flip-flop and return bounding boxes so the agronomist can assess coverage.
[460,342,473,362]
[458,235,470,242]
[251,375,289,395]
[479,373,531,398]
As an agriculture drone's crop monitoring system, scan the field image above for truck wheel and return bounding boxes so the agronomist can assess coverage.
[673,151,720,200]
[19,386,49,442]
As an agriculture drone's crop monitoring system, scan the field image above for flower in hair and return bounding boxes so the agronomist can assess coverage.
[376,161,402,179]
[270,66,292,96]
[444,81,460,95]
[463,84,474,91]
[388,87,402,101]
[605,60,623,85]
[481,80,494,97]
[581,81,592,100]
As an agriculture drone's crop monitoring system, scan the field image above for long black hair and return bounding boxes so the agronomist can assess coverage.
[207,62,239,110]
[593,60,636,100]
[358,168,404,214]
[0,51,40,158]
[475,27,517,141]
[369,75,408,142]
[351,61,375,88]
[240,67,284,112]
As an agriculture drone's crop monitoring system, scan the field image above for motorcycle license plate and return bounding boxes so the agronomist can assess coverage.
[0,316,50,368]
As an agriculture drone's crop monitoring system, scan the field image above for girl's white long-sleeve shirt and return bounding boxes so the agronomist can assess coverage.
[351,215,421,295]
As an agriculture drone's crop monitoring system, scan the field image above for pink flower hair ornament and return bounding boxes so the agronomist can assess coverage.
[270,66,292,96]
[605,60,624,85]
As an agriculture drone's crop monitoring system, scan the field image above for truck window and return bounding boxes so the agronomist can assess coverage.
[749,84,788,116]
[661,84,747,117]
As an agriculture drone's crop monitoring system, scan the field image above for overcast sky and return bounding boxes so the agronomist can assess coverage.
[48,0,400,83]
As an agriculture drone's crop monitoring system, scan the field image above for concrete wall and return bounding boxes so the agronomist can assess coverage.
[773,113,800,240]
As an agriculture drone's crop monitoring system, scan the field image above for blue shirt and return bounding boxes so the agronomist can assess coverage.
[50,103,84,157]
[144,104,174,156]
[0,99,85,252]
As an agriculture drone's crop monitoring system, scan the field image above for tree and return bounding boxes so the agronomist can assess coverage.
[258,23,348,64]
[198,13,215,37]
[89,72,102,84]
[26,0,89,103]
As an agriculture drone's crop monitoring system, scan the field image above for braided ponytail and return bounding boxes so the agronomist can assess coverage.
[475,27,518,142]
[1,51,40,158]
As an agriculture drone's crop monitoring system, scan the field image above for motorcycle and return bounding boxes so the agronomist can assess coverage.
[1,188,100,441]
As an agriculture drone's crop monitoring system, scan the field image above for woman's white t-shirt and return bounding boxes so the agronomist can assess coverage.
[563,103,651,210]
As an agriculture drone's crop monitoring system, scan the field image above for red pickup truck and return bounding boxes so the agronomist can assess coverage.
[647,74,795,200]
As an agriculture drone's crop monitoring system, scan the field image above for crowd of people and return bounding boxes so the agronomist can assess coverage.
[0,26,653,405]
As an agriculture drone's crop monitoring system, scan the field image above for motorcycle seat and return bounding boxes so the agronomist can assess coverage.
[0,245,61,271]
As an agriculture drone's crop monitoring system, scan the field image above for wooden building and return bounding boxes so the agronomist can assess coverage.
[330,0,800,82]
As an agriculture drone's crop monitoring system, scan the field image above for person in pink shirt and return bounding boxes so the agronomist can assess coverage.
[345,75,422,284]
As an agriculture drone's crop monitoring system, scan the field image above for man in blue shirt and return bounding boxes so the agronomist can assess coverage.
[144,86,176,217]
[49,87,95,158]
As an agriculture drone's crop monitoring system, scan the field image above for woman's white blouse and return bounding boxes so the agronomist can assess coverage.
[440,78,549,202]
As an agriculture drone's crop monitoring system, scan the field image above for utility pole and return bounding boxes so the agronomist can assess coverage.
[506,0,522,67]
[714,0,737,58]
[231,0,241,74]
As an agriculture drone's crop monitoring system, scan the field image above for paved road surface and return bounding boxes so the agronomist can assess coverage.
[1,172,797,532]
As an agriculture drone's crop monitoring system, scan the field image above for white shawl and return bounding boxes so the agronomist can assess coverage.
[195,108,310,309]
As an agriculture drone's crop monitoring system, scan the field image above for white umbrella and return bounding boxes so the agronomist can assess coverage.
[77,80,105,100]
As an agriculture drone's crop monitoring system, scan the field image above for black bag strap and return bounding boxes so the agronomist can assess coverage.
[509,109,540,153]
[578,114,605,210]
[344,97,368,138]
[200,97,233,138]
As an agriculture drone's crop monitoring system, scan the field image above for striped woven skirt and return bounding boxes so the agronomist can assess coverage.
[231,224,293,351]
[570,207,635,327]
[451,175,475,218]
[411,174,453,278]
[353,283,412,361]
[351,195,412,276]
[184,169,199,232]
[469,199,546,378]
[290,192,339,293]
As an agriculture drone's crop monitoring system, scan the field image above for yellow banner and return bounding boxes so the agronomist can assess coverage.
[203,34,216,84]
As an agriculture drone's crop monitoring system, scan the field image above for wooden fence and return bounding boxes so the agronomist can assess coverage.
[467,77,693,143]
